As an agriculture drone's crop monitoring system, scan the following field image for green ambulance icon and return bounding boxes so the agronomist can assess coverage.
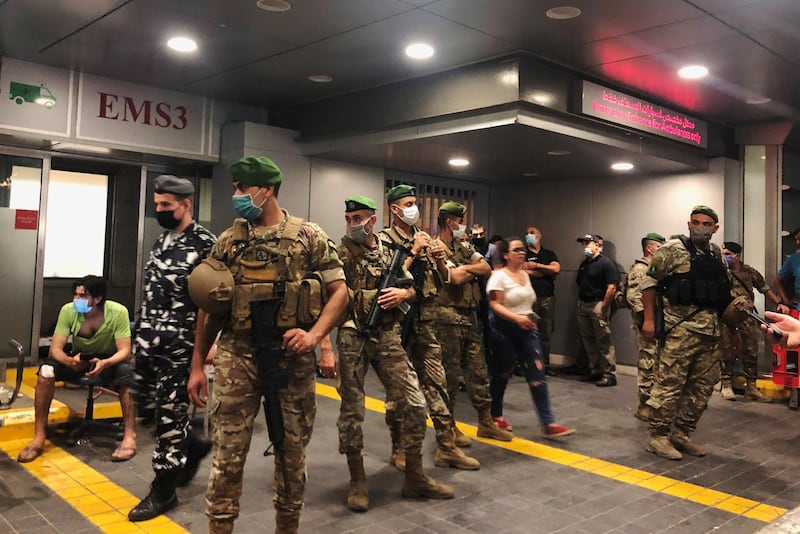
[9,82,57,109]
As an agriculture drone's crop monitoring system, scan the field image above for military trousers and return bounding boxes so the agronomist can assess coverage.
[386,318,454,447]
[647,325,722,437]
[632,313,659,405]
[336,324,427,455]
[532,295,556,365]
[205,335,316,522]
[435,311,492,418]
[576,300,616,377]
[721,317,760,380]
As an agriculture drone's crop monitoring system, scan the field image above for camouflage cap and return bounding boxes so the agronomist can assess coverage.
[229,156,282,187]
[345,195,377,212]
[644,232,666,243]
[387,184,415,203]
[154,174,194,196]
[723,241,742,254]
[439,201,467,217]
[691,205,718,223]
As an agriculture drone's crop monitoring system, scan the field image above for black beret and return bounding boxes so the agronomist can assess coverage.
[723,241,742,254]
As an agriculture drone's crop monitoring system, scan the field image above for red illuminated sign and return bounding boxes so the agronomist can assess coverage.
[14,209,38,230]
[581,81,708,149]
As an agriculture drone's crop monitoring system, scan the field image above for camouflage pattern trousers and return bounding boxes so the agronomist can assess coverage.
[134,344,195,472]
[721,317,760,380]
[434,312,491,419]
[633,313,659,405]
[205,338,316,522]
[336,324,427,455]
[386,319,453,447]
[647,325,722,437]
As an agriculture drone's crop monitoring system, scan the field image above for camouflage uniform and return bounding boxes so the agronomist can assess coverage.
[624,257,658,408]
[641,239,728,439]
[379,226,454,448]
[431,237,492,419]
[725,264,771,380]
[336,236,427,455]
[135,221,216,472]
[205,211,344,524]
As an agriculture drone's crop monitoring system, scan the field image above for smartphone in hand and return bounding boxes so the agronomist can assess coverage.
[746,309,783,340]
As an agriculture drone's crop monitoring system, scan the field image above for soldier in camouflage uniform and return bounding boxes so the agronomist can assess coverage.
[719,241,789,402]
[380,184,479,471]
[188,157,348,534]
[336,195,454,512]
[623,232,665,422]
[129,175,217,522]
[640,206,737,460]
[431,201,513,446]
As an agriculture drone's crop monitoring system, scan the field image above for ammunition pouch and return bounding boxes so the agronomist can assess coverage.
[231,274,325,332]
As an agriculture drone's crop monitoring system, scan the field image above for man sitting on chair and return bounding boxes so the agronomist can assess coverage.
[17,275,137,463]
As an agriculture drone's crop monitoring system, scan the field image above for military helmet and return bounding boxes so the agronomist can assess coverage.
[721,295,750,327]
[188,258,234,315]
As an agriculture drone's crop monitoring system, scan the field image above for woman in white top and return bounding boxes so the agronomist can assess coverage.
[486,238,574,439]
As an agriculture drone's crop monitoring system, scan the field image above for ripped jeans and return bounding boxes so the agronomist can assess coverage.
[488,313,554,427]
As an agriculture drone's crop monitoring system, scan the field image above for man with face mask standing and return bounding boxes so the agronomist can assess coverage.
[187,157,348,534]
[523,226,561,376]
[380,185,480,471]
[336,196,454,512]
[129,175,216,521]
[575,234,620,387]
[640,206,737,460]
[432,202,512,447]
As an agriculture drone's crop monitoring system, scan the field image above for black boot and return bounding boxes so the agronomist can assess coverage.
[176,432,212,487]
[128,469,179,522]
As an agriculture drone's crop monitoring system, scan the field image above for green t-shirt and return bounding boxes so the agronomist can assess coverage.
[54,300,131,356]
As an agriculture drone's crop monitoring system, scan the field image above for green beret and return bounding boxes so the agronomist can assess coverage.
[439,201,467,217]
[229,156,282,187]
[345,195,377,212]
[387,184,415,204]
[691,205,718,223]
[644,232,666,243]
[723,241,742,254]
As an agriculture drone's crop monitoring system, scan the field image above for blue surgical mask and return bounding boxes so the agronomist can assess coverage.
[525,233,538,247]
[725,255,735,267]
[232,192,263,221]
[73,298,92,314]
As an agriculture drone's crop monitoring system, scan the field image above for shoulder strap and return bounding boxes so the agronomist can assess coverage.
[678,235,697,258]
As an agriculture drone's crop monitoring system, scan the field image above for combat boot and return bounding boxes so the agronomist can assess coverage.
[646,435,682,460]
[209,520,234,534]
[720,378,736,401]
[476,409,513,442]
[389,447,406,471]
[670,430,706,457]
[128,469,179,521]
[744,379,772,403]
[634,403,650,422]
[402,452,454,500]
[176,432,212,487]
[275,510,300,534]
[434,445,480,470]
[345,453,369,512]
[453,425,472,447]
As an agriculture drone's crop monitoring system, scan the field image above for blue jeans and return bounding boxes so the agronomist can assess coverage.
[488,313,554,427]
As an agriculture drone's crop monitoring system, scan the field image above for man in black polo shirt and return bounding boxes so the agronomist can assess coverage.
[575,234,620,387]
[523,226,560,376]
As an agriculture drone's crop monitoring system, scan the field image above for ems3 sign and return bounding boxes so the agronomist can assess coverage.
[97,92,187,130]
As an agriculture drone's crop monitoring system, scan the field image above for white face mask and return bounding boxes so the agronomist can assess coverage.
[346,222,369,243]
[398,205,420,226]
[453,223,467,239]
[583,247,593,257]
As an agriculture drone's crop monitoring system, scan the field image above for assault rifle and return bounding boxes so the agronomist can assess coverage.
[401,253,427,348]
[250,298,291,496]
[362,243,413,335]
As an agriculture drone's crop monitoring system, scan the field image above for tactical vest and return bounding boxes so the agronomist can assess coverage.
[438,241,481,310]
[662,236,732,310]
[380,226,441,320]
[341,236,399,328]
[224,216,324,331]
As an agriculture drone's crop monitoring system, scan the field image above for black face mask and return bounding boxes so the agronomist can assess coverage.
[156,210,181,230]
[472,237,486,249]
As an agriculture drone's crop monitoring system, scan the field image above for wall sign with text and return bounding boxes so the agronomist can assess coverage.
[581,81,708,149]
[0,57,72,137]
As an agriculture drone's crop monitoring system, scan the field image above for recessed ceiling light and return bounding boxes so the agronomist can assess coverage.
[449,158,469,167]
[678,65,708,79]
[761,155,766,160]
[167,36,197,53]
[746,97,771,105]
[546,6,582,19]
[308,74,333,83]
[546,150,571,156]
[611,162,634,171]
[405,43,434,60]
[522,172,541,177]
[256,0,291,12]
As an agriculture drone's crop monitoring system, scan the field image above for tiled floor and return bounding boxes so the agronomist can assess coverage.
[1,368,800,533]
